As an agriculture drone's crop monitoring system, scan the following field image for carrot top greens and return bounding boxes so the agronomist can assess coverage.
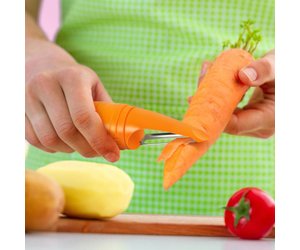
[222,20,262,54]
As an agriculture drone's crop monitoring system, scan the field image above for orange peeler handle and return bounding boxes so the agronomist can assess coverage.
[94,102,207,150]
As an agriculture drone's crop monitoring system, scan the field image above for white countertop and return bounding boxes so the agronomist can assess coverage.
[26,232,274,250]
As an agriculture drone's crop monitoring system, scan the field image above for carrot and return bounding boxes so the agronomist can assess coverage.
[158,20,262,190]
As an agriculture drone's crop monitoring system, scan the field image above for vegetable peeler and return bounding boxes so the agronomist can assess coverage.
[94,102,208,150]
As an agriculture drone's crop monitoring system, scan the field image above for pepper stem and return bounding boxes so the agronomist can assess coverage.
[224,191,251,228]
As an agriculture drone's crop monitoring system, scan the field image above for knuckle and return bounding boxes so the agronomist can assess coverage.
[35,71,52,81]
[56,120,78,139]
[32,72,53,86]
[26,134,41,148]
[89,138,107,154]
[79,64,98,78]
[81,150,98,158]
[61,66,79,78]
[26,72,53,95]
[40,133,60,148]
[34,73,55,93]
[59,65,99,87]
[73,110,92,128]
[59,66,95,85]
[58,67,82,86]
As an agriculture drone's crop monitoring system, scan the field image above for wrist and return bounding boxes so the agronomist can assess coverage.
[26,38,75,62]
[26,39,78,82]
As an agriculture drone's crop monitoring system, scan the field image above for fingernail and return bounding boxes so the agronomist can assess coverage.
[242,67,257,82]
[104,152,119,162]
[200,62,209,76]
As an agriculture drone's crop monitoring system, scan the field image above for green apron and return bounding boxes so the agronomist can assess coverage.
[26,0,275,215]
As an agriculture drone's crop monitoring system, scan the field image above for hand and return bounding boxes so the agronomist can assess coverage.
[26,38,120,162]
[225,49,275,138]
[188,49,275,139]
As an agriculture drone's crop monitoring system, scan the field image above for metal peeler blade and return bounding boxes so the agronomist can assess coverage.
[140,133,194,146]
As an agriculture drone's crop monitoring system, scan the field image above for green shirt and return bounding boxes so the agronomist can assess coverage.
[26,0,275,215]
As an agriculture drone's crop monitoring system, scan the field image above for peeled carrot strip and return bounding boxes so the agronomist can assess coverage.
[163,140,208,189]
[157,138,192,162]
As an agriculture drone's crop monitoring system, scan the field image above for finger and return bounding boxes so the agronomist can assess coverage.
[26,96,74,153]
[36,80,99,158]
[188,61,212,104]
[61,74,120,162]
[198,61,211,86]
[238,50,275,86]
[92,79,113,102]
[233,129,273,138]
[224,109,261,136]
[25,115,56,153]
[224,108,274,138]
[248,87,264,104]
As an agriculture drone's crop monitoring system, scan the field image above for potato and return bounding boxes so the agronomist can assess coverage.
[37,161,134,219]
[25,169,65,231]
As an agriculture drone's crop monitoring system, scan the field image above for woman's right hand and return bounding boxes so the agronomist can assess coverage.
[26,38,120,162]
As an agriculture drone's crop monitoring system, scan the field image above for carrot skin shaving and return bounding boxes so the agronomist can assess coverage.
[163,141,208,190]
[157,138,194,162]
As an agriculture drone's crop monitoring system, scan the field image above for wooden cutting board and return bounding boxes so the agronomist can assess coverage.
[47,214,275,238]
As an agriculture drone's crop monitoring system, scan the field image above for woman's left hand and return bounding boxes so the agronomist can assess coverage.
[189,50,275,138]
[224,49,275,138]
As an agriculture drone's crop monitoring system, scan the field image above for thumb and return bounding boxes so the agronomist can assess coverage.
[238,50,275,87]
